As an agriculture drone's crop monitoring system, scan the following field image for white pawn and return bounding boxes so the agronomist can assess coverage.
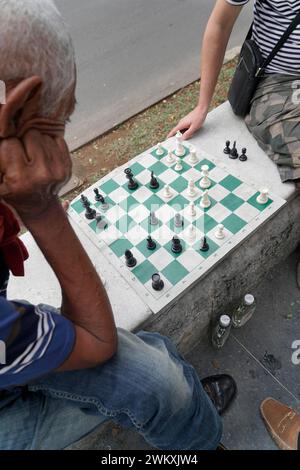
[200,190,211,209]
[257,188,269,205]
[174,157,183,171]
[215,224,225,240]
[187,180,197,198]
[188,146,198,165]
[187,201,196,217]
[175,131,185,157]
[163,184,173,199]
[187,224,196,242]
[166,150,175,164]
[200,165,211,189]
[156,142,164,156]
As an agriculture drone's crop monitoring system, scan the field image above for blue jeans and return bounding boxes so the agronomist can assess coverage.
[0,328,222,450]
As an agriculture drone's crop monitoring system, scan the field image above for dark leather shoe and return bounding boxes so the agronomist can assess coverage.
[201,374,237,415]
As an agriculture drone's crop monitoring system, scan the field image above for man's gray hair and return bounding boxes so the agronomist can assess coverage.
[0,0,76,117]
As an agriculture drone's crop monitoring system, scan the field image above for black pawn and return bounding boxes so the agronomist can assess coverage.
[85,205,96,220]
[152,273,164,291]
[125,249,137,268]
[223,140,231,155]
[171,236,183,254]
[94,188,102,202]
[147,236,156,251]
[200,236,209,252]
[229,141,238,159]
[81,194,90,207]
[150,171,159,190]
[239,148,248,162]
[125,168,138,190]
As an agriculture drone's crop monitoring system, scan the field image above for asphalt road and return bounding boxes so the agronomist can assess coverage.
[56,0,252,150]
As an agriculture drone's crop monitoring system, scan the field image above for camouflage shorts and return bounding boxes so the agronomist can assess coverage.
[245,74,300,183]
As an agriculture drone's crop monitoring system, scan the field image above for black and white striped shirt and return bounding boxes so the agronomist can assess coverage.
[227,0,300,75]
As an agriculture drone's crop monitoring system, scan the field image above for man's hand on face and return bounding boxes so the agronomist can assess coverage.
[0,129,72,222]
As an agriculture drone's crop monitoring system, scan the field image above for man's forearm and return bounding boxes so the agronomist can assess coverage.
[22,199,116,346]
[198,23,233,113]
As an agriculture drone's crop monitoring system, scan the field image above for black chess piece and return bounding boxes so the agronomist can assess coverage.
[200,236,209,252]
[229,141,238,159]
[147,236,156,251]
[149,211,159,226]
[81,194,90,207]
[223,140,231,155]
[125,168,138,190]
[174,213,183,228]
[94,188,102,202]
[152,273,164,291]
[85,205,96,220]
[125,249,137,268]
[171,236,183,254]
[96,214,108,230]
[239,148,248,162]
[150,171,159,190]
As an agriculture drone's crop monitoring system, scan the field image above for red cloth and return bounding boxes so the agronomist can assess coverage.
[0,203,28,276]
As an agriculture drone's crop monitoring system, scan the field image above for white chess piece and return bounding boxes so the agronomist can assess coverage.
[174,131,185,157]
[200,190,211,209]
[187,224,196,242]
[187,180,197,198]
[174,157,183,171]
[215,224,225,240]
[163,184,173,199]
[166,150,175,164]
[187,201,196,217]
[188,146,198,165]
[256,188,269,205]
[156,142,164,156]
[200,165,211,189]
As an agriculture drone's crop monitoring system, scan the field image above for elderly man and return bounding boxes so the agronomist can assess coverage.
[0,0,236,450]
[169,0,300,284]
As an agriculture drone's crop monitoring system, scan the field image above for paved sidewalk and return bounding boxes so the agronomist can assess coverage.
[70,245,300,450]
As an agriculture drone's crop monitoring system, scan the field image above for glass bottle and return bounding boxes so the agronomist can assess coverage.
[232,294,256,328]
[212,314,232,349]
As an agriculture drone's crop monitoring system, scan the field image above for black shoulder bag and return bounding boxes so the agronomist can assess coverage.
[228,10,300,117]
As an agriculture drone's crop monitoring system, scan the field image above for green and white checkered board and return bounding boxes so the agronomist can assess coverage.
[69,140,286,313]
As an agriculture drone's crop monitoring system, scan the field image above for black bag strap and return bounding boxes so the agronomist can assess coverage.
[256,10,300,76]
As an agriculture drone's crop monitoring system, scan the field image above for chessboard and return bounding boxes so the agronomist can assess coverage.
[68,136,286,313]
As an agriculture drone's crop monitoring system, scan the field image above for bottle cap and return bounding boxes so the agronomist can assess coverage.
[220,315,231,328]
[244,294,255,306]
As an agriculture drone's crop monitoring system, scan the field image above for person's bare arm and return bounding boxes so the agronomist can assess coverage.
[0,132,117,371]
[168,0,244,140]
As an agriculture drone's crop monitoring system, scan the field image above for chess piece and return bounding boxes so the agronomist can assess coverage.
[188,146,198,164]
[200,165,211,189]
[223,141,231,155]
[125,168,138,190]
[171,236,183,254]
[152,273,164,291]
[187,201,196,217]
[94,188,102,202]
[215,224,225,240]
[239,148,248,162]
[150,171,159,189]
[147,236,156,251]
[149,211,159,226]
[200,190,211,209]
[187,180,197,198]
[200,236,209,252]
[163,184,173,199]
[257,189,269,205]
[174,131,185,157]
[156,143,165,156]
[96,216,108,230]
[166,150,175,164]
[125,249,137,268]
[81,194,90,207]
[229,141,239,159]
[94,190,109,210]
[174,213,183,228]
[187,224,196,242]
[84,205,96,220]
[174,157,183,171]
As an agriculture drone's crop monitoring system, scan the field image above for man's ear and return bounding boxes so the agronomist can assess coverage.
[0,76,43,138]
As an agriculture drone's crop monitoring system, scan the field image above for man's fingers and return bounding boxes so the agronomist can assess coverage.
[167,123,185,138]
[182,125,197,141]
